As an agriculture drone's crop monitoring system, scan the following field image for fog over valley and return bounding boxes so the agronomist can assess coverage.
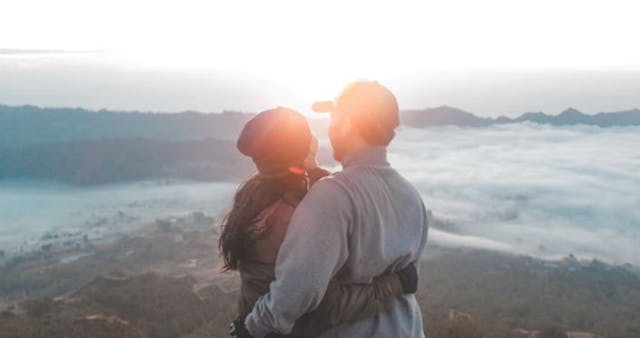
[390,124,640,264]
[2,123,638,266]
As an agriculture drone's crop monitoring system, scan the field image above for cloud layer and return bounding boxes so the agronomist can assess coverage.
[389,124,640,264]
[2,124,638,265]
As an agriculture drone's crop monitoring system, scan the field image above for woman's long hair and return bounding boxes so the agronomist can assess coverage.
[219,171,307,271]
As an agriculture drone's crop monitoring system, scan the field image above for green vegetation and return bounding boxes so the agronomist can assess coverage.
[418,247,640,337]
[1,230,638,337]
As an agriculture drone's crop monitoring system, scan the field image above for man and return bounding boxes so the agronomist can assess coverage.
[240,81,430,337]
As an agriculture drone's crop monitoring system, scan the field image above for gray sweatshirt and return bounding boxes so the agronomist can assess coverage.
[245,146,430,338]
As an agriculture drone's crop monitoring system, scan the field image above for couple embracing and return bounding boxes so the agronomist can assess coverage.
[220,81,430,338]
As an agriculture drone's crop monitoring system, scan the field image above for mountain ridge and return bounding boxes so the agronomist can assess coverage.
[3,103,638,148]
[0,104,254,147]
[402,105,640,128]
[1,103,638,185]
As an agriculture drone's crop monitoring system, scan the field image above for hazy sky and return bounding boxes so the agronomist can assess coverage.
[1,0,640,115]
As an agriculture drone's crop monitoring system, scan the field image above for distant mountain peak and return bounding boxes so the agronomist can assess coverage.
[401,105,640,128]
[519,112,546,118]
[402,105,489,127]
[3,103,640,136]
[559,107,584,117]
[433,105,471,113]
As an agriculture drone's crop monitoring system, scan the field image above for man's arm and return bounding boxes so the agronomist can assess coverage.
[303,262,417,331]
[245,178,352,337]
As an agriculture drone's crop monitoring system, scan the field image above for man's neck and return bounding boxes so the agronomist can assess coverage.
[341,146,389,168]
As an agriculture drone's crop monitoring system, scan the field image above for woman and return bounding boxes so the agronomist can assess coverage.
[220,107,416,338]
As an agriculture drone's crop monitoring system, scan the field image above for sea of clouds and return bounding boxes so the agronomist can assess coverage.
[389,123,640,264]
[0,180,237,254]
[1,124,639,265]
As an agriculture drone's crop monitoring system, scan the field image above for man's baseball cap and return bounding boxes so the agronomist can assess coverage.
[312,81,399,145]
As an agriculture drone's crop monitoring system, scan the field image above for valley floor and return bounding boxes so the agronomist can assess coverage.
[1,218,638,338]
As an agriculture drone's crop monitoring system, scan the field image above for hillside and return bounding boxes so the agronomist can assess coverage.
[0,104,253,147]
[402,105,493,127]
[3,104,640,149]
[1,216,637,337]
[402,106,640,128]
[0,138,252,185]
[2,103,639,185]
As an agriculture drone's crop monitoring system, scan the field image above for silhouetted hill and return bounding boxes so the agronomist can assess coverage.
[0,138,252,185]
[0,104,253,147]
[3,104,639,149]
[402,106,492,127]
[513,111,552,124]
[402,106,640,128]
[510,107,640,126]
[2,103,638,185]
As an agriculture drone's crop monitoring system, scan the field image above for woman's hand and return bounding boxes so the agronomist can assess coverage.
[302,136,319,171]
[230,314,254,338]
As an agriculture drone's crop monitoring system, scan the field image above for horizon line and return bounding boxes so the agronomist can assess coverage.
[1,102,639,119]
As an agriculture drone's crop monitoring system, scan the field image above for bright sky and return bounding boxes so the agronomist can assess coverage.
[3,0,640,69]
[1,0,639,113]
